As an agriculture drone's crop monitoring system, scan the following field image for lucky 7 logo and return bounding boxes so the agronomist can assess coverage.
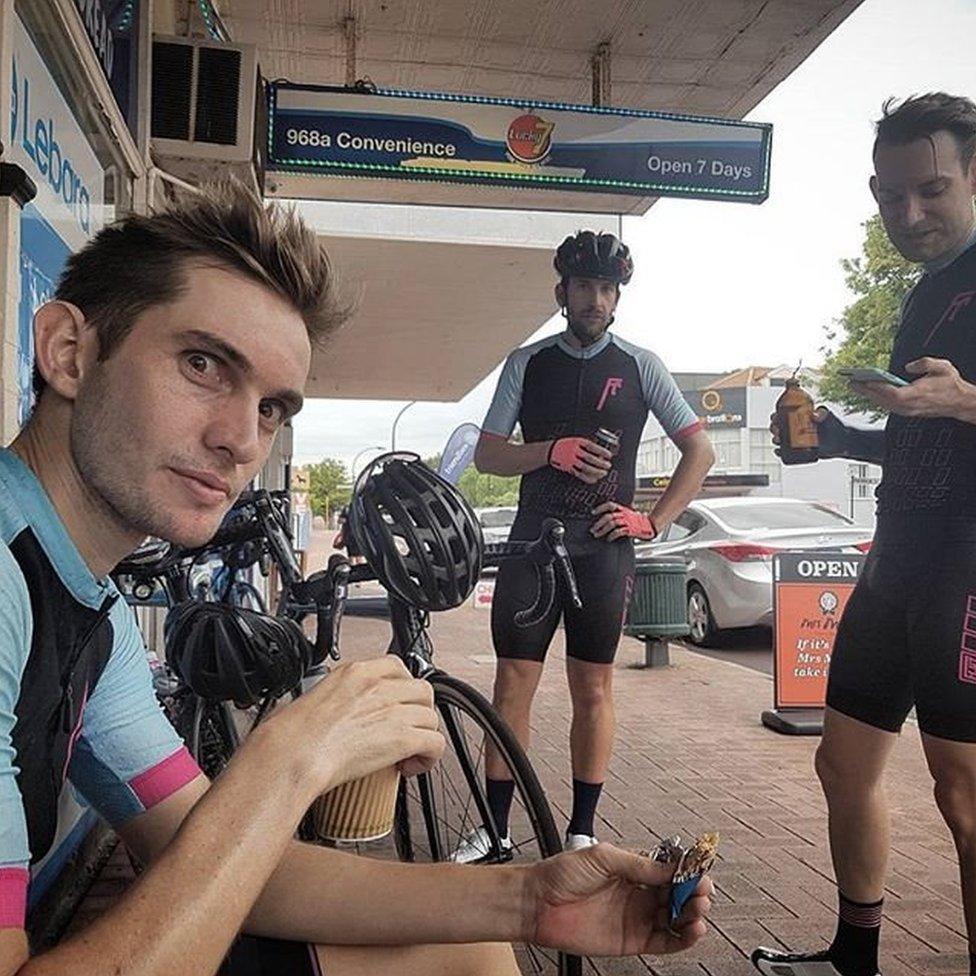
[506,113,555,164]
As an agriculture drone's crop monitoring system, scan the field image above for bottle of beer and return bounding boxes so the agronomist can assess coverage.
[775,378,819,465]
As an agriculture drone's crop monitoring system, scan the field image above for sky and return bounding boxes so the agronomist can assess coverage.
[292,0,976,471]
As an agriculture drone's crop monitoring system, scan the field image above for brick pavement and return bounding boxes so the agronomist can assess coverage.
[70,568,968,976]
[405,601,968,976]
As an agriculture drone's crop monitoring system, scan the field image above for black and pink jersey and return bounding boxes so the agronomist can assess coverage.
[877,241,976,530]
[0,450,201,930]
[482,331,702,520]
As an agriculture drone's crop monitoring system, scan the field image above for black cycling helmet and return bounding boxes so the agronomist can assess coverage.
[165,601,316,706]
[347,452,482,611]
[554,230,633,285]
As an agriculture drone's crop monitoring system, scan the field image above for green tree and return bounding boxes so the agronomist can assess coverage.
[819,214,921,415]
[423,454,520,508]
[306,458,351,519]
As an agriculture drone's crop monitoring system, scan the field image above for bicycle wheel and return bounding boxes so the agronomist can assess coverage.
[394,673,581,976]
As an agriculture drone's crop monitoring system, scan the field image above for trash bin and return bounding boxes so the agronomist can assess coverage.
[624,556,690,667]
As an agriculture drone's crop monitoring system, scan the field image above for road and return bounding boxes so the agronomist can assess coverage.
[677,626,773,675]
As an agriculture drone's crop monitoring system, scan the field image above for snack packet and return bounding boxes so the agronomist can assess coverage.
[644,831,719,923]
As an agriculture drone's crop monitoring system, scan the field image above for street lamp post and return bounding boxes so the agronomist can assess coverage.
[351,445,385,479]
[391,401,417,452]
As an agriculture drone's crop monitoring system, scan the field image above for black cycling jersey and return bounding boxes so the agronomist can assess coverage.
[482,331,700,663]
[877,240,976,530]
[482,332,701,520]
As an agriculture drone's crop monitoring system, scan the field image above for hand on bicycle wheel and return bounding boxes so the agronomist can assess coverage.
[267,657,445,799]
[526,843,713,957]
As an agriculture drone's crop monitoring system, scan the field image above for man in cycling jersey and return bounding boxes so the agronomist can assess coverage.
[752,93,976,976]
[0,185,712,976]
[463,231,714,860]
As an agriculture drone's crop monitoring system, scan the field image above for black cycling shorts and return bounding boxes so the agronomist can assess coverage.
[826,522,976,742]
[491,515,635,665]
[221,935,321,975]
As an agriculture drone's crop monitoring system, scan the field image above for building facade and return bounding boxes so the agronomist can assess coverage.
[637,366,884,526]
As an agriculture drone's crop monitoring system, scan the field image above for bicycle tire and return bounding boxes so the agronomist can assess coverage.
[394,672,581,976]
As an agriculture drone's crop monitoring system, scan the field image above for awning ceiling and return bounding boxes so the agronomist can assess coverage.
[210,0,864,400]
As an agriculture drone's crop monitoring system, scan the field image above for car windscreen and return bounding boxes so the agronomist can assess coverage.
[479,510,517,528]
[713,502,852,531]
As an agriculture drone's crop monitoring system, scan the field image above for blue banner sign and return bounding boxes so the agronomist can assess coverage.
[268,84,772,204]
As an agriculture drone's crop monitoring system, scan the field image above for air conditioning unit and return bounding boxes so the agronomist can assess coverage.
[150,35,264,190]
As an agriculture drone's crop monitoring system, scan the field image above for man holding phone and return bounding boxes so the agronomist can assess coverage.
[754,93,976,976]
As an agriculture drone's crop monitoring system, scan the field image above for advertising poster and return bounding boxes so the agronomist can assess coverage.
[773,552,865,709]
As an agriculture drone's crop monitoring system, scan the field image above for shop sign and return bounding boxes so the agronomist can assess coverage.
[268,84,772,204]
[72,0,140,127]
[772,552,865,709]
[9,15,105,246]
[9,14,105,424]
[684,387,747,429]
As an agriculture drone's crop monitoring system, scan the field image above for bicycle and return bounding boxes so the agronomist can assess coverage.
[115,490,583,975]
[113,490,320,778]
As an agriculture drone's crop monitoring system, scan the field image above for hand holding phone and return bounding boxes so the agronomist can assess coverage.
[836,367,909,387]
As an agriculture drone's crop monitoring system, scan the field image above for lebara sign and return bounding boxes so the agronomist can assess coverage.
[9,15,104,247]
[268,84,772,204]
[9,14,104,425]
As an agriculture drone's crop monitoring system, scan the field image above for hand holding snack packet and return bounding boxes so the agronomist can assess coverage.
[645,832,720,924]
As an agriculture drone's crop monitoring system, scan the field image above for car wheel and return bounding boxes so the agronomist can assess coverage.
[687,584,718,647]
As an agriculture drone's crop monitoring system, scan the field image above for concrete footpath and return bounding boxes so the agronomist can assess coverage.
[72,594,967,976]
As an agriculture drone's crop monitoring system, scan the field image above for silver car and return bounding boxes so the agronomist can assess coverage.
[476,506,519,545]
[635,497,873,646]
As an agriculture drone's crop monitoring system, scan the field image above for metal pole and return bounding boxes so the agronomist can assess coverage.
[352,446,384,479]
[391,401,417,451]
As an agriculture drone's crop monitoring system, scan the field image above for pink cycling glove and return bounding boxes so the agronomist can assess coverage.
[592,503,657,541]
[549,437,594,474]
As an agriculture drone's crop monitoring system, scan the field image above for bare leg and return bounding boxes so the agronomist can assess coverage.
[565,658,615,783]
[816,708,899,901]
[317,941,520,976]
[920,733,976,952]
[486,658,544,780]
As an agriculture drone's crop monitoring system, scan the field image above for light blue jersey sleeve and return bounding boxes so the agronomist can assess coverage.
[0,542,32,926]
[68,596,200,827]
[616,338,703,443]
[481,348,530,438]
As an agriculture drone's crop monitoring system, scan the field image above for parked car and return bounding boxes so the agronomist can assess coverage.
[476,506,519,545]
[634,497,873,647]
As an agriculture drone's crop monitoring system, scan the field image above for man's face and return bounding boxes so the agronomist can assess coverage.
[558,276,619,344]
[871,130,976,263]
[69,263,311,547]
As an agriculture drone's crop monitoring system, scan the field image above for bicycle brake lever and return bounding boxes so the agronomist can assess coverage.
[545,521,582,610]
[514,563,556,628]
[328,558,351,660]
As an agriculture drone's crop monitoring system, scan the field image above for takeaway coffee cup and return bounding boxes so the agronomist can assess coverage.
[309,764,400,842]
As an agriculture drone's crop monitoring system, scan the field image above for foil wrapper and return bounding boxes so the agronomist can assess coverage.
[644,832,719,923]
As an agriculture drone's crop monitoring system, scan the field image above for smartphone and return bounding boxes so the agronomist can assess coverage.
[836,367,909,387]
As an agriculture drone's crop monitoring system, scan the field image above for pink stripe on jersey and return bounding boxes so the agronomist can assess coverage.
[129,746,201,809]
[674,420,704,441]
[0,867,29,929]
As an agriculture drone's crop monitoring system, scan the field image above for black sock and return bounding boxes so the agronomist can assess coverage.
[969,952,976,976]
[568,779,604,837]
[828,892,883,976]
[485,777,515,837]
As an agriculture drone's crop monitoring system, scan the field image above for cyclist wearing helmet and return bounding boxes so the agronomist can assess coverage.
[470,231,714,857]
[0,190,712,976]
